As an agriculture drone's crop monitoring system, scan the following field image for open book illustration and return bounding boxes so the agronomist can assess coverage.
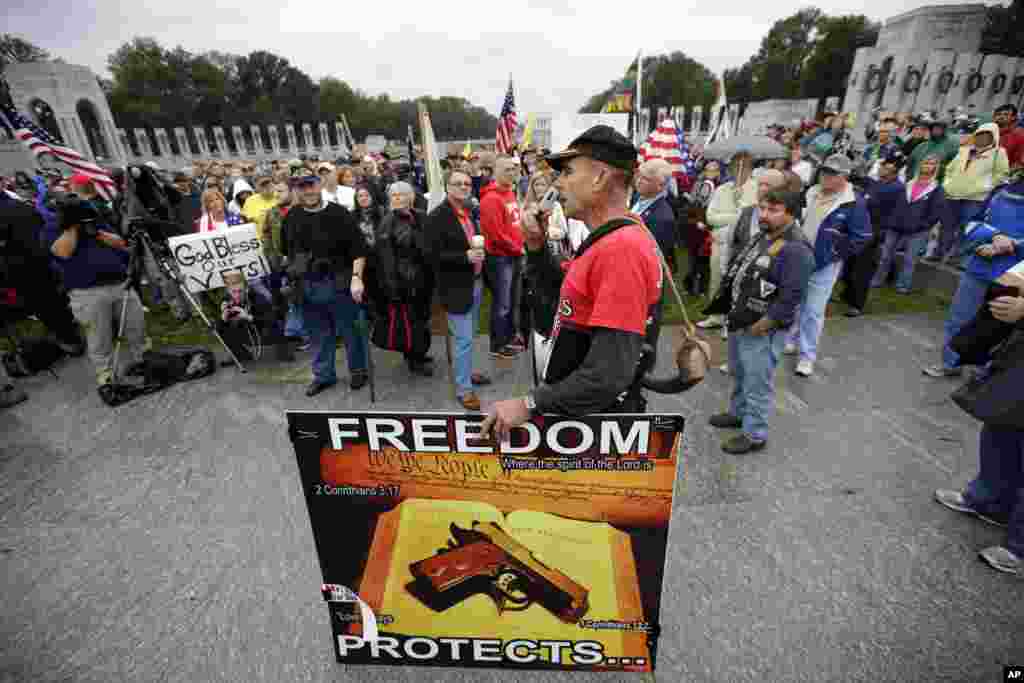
[354,498,650,666]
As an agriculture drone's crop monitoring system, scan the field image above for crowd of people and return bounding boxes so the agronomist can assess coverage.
[1,104,1023,574]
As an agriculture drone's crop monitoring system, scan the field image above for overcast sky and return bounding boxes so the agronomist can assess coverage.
[6,0,977,117]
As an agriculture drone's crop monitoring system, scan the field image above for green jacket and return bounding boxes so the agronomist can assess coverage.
[907,135,961,181]
[262,205,287,270]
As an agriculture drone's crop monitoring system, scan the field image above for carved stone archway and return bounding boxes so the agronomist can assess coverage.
[29,98,63,142]
[76,99,110,160]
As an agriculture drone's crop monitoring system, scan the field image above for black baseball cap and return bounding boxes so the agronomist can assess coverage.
[545,125,637,172]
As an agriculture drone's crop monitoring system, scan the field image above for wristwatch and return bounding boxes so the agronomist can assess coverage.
[524,393,540,416]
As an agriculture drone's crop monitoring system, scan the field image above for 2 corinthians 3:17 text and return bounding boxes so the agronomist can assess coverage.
[313,484,400,496]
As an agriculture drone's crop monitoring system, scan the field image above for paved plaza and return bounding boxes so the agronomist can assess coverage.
[2,313,1022,682]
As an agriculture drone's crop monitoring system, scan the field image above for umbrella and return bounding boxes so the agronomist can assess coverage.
[702,135,788,162]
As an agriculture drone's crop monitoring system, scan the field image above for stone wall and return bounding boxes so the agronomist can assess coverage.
[842,3,1024,142]
[736,99,819,134]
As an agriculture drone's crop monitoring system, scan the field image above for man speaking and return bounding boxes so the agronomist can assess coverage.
[481,126,663,441]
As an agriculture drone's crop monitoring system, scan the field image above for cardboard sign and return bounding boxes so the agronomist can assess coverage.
[288,410,684,673]
[167,224,269,292]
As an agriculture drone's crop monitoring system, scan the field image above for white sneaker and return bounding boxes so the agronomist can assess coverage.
[795,359,813,377]
[783,343,798,355]
[718,362,730,374]
[696,316,723,329]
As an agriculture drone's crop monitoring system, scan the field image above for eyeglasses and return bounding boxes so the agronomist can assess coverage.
[448,182,472,188]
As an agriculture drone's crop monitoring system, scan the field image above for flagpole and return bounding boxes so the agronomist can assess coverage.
[635,49,643,147]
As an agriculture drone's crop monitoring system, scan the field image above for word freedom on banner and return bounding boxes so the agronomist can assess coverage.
[167,224,269,292]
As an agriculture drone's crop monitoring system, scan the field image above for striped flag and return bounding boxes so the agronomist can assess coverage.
[639,117,694,190]
[0,99,117,200]
[495,78,517,155]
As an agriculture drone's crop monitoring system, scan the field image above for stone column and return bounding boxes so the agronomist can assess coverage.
[692,106,703,132]
[193,127,210,157]
[117,129,136,158]
[972,54,1008,113]
[154,128,173,159]
[318,122,331,154]
[285,124,298,152]
[267,125,281,156]
[212,126,228,156]
[335,122,348,153]
[173,127,191,160]
[133,128,154,157]
[301,123,314,151]
[104,120,127,163]
[250,125,265,155]
[231,126,246,158]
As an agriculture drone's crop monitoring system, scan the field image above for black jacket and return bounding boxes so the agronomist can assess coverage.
[281,202,367,286]
[374,209,433,304]
[425,199,481,315]
[636,194,676,259]
[706,223,815,332]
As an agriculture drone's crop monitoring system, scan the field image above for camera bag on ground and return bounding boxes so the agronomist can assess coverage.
[98,345,217,407]
[2,337,67,378]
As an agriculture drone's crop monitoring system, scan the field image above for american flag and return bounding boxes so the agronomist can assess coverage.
[495,79,517,155]
[0,98,117,200]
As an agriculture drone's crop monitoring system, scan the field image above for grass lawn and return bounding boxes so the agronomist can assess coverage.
[2,248,953,352]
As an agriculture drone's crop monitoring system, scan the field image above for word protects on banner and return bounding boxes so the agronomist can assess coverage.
[168,224,269,292]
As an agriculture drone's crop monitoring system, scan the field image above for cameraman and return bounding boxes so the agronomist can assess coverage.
[45,197,145,397]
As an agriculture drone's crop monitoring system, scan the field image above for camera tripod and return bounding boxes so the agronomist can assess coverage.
[109,218,248,390]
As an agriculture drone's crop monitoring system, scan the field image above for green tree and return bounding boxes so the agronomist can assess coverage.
[0,34,50,72]
[103,37,497,142]
[801,15,879,102]
[578,51,717,114]
[981,0,1024,57]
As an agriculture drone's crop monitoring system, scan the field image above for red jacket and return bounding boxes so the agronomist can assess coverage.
[999,125,1024,169]
[479,182,524,256]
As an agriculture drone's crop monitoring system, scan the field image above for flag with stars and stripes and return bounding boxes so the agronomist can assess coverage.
[0,98,117,200]
[495,79,517,155]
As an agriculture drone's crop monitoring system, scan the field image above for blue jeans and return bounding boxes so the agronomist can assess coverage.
[728,329,785,442]
[872,230,929,291]
[941,199,986,261]
[302,278,367,384]
[487,255,518,351]
[285,304,308,341]
[941,272,989,370]
[447,279,483,397]
[964,425,1024,557]
[786,260,842,363]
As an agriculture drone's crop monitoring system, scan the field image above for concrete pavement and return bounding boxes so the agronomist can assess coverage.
[1,312,1022,683]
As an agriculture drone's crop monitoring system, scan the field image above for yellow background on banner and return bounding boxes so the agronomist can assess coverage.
[367,498,649,665]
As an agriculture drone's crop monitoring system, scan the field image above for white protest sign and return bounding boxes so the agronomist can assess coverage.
[549,113,629,155]
[168,223,269,293]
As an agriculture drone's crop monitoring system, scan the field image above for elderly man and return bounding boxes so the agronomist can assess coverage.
[631,158,677,271]
[480,156,525,358]
[481,126,664,440]
[281,168,369,397]
[785,155,872,377]
[706,191,814,453]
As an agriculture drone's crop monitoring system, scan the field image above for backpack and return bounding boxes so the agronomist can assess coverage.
[98,346,217,407]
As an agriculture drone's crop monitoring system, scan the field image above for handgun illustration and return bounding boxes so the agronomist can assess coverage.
[407,521,590,623]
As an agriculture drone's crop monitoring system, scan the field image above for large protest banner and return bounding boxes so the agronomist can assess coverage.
[167,224,269,292]
[288,410,684,673]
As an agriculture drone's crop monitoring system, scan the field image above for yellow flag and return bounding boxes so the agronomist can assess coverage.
[522,113,536,148]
